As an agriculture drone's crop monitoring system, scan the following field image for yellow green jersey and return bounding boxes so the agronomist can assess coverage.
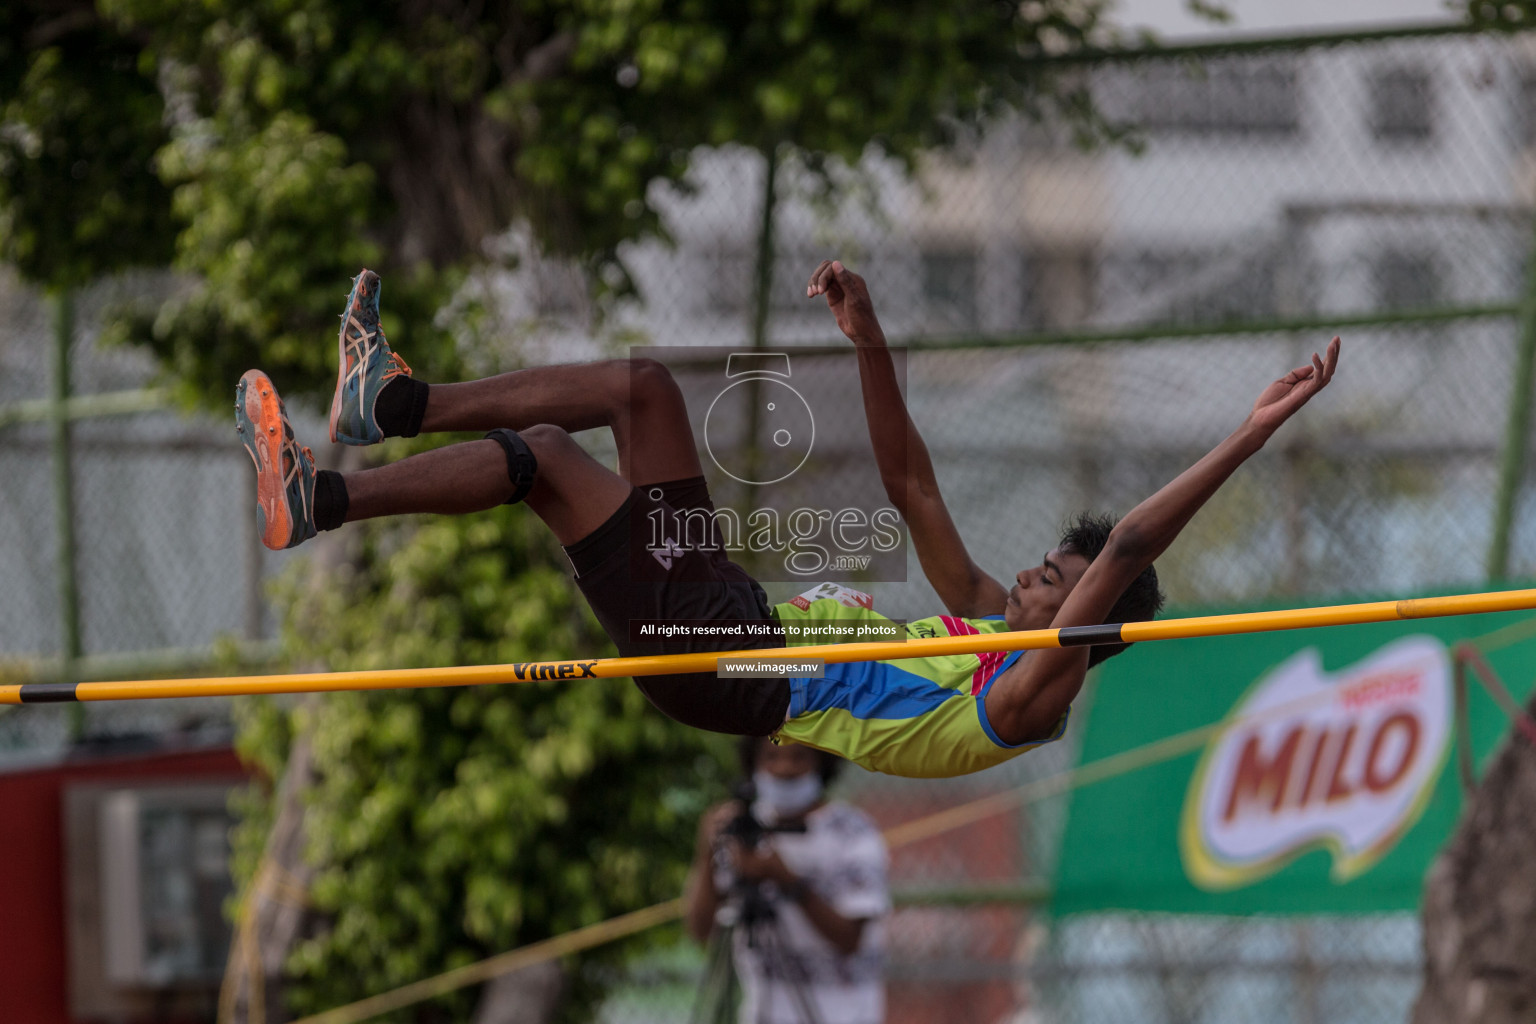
[774,583,1068,779]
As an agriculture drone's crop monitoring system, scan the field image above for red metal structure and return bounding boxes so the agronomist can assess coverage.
[0,736,247,1024]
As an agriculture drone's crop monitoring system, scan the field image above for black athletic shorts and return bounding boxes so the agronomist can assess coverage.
[564,476,790,736]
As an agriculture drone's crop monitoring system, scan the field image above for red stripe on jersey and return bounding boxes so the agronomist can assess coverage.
[971,651,1008,696]
[939,617,1005,696]
[939,616,978,638]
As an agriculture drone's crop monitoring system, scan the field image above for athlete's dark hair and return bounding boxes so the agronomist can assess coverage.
[1059,511,1166,668]
[738,735,843,786]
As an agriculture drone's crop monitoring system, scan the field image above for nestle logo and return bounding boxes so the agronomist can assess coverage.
[1339,671,1422,709]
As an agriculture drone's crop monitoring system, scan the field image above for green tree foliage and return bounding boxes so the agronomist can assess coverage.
[1,2,1126,1018]
[1464,1,1536,30]
[0,3,176,288]
[525,0,1119,251]
[235,510,733,1021]
[6,0,1120,403]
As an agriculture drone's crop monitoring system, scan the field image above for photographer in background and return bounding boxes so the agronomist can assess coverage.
[685,737,889,1024]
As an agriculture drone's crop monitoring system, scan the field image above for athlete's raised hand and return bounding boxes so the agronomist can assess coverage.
[1247,335,1341,435]
[807,259,885,347]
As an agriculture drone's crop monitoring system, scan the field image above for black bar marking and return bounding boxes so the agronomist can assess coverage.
[19,682,80,703]
[1056,624,1125,647]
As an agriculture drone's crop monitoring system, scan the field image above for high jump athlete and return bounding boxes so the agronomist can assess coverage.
[237,263,1338,778]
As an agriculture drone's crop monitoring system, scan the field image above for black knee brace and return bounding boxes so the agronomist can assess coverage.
[484,428,539,505]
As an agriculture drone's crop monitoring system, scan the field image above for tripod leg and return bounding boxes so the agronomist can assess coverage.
[690,924,742,1024]
[750,919,825,1024]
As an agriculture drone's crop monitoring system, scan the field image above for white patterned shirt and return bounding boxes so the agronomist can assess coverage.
[712,802,889,1024]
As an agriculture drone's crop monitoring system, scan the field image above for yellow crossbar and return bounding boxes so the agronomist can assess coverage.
[6,588,1536,705]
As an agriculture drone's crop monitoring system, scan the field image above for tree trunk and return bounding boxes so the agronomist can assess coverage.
[219,709,318,1024]
[470,962,566,1024]
[220,462,364,1024]
[1412,694,1536,1023]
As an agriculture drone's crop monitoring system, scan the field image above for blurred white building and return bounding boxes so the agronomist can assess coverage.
[566,32,1536,351]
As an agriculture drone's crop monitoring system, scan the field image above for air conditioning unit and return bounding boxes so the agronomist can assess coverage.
[95,784,235,986]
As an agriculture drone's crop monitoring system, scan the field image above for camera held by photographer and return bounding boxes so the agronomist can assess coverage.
[685,738,890,1024]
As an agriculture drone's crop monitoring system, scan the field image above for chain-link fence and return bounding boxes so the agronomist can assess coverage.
[584,27,1536,1024]
[3,22,1535,1024]
[0,273,296,753]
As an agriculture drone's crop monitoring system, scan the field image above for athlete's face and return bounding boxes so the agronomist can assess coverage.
[1004,546,1090,631]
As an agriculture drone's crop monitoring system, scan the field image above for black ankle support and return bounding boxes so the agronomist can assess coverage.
[484,428,538,505]
[374,377,430,438]
[313,470,349,531]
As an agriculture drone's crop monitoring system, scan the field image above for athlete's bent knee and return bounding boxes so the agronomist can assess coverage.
[625,358,683,410]
[484,427,541,504]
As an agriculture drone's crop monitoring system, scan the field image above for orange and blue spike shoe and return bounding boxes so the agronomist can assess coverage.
[330,268,413,445]
[236,370,317,550]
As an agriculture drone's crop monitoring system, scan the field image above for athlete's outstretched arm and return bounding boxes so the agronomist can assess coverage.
[986,337,1342,744]
[808,259,1008,617]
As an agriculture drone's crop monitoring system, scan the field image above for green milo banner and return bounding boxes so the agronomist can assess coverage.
[1052,592,1536,915]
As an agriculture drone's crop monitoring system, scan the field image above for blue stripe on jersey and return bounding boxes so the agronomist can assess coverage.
[788,658,959,721]
[978,698,1073,749]
[973,649,1066,749]
[974,698,1015,748]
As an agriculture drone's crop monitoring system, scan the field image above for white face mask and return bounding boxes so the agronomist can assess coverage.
[752,769,824,823]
